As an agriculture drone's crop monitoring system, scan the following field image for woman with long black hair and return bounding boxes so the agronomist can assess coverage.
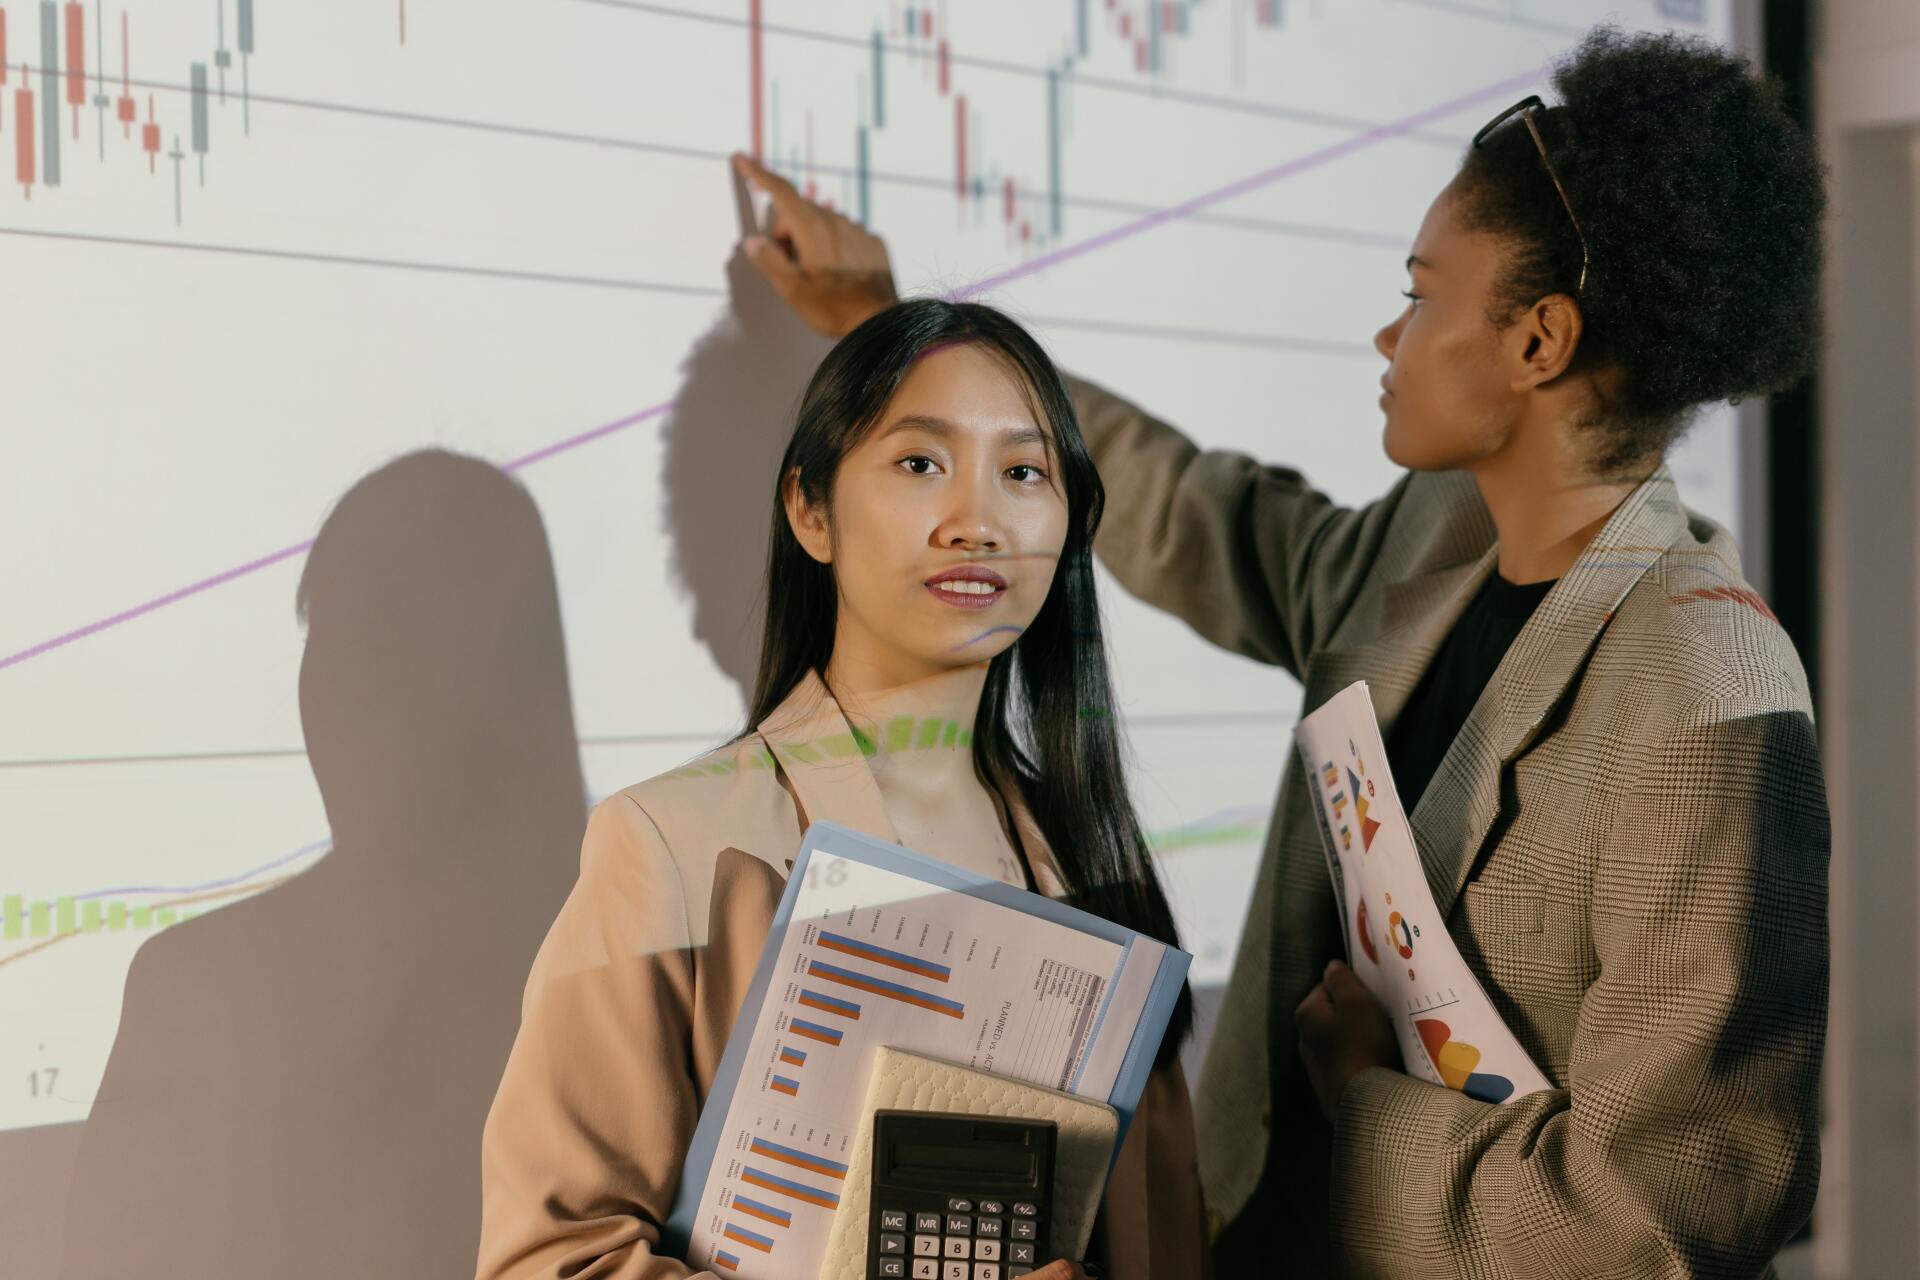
[737,23,1830,1280]
[476,299,1204,1279]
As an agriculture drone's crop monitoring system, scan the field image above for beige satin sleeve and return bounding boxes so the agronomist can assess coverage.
[475,794,717,1280]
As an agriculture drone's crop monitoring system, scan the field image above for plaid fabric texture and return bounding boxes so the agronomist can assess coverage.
[1066,372,1829,1279]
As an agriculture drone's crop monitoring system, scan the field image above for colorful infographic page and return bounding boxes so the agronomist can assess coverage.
[1296,681,1552,1103]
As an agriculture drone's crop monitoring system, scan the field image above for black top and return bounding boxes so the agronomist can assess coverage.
[1385,571,1556,815]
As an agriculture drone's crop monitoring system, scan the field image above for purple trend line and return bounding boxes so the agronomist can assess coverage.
[68,836,336,903]
[500,399,675,473]
[0,539,319,673]
[0,398,678,674]
[951,68,1543,301]
[2,69,1541,677]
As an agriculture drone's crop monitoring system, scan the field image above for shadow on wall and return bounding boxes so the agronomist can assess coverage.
[56,452,589,1279]
[36,237,836,1277]
[660,247,834,698]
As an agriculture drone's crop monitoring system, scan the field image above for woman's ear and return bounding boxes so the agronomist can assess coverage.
[1509,292,1584,391]
[782,467,833,564]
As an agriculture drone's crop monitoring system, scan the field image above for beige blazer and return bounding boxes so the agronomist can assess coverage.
[1065,371,1829,1279]
[475,669,1208,1279]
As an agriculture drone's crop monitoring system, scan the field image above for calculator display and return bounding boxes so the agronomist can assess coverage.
[889,1142,1036,1179]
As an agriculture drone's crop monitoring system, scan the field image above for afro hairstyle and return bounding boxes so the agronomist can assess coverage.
[1454,25,1826,474]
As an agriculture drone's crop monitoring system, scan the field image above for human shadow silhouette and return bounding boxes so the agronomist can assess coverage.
[660,246,834,697]
[57,450,587,1278]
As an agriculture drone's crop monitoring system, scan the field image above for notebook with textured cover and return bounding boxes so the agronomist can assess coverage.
[817,1046,1119,1279]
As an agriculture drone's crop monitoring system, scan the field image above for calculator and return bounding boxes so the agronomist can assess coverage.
[866,1110,1056,1280]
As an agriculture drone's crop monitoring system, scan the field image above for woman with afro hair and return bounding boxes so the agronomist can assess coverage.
[735,22,1828,1280]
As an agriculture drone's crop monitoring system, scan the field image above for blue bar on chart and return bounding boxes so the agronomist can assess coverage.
[730,1194,793,1228]
[1047,67,1062,237]
[190,63,208,149]
[747,1136,850,1180]
[770,1074,799,1096]
[816,929,951,979]
[214,0,230,76]
[39,1,60,185]
[796,987,861,1019]
[804,958,966,1019]
[785,1016,842,1046]
[870,29,884,128]
[720,1220,775,1254]
[740,1165,841,1209]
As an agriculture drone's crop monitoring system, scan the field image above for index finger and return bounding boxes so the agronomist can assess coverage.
[731,151,810,221]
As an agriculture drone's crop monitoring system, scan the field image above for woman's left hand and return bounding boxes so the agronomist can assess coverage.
[1296,958,1402,1122]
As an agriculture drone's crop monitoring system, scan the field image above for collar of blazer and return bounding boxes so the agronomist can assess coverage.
[748,667,1073,898]
[1304,464,1690,917]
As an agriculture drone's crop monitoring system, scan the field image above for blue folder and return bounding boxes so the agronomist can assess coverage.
[662,818,1192,1258]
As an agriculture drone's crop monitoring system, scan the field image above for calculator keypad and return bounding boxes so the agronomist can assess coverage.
[878,1194,1041,1279]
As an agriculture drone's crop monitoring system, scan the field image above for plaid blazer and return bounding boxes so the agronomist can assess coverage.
[1065,372,1829,1279]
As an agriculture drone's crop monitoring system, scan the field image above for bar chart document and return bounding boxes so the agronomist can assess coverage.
[665,820,1188,1278]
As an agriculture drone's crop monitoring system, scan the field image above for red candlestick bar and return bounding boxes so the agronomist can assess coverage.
[937,38,948,94]
[141,92,159,171]
[116,12,134,134]
[748,0,763,160]
[954,94,966,199]
[64,1,83,138]
[16,80,34,194]
[1002,176,1013,222]
[921,9,931,36]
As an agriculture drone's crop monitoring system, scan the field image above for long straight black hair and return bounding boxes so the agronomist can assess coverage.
[736,298,1191,1065]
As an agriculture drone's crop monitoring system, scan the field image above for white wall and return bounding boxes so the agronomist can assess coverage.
[1811,1,1920,1275]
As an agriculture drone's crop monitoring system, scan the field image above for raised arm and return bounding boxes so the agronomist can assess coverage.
[476,796,716,1280]
[1063,370,1406,675]
[731,152,1404,677]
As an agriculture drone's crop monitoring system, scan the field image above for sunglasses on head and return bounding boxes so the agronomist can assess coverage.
[1472,95,1589,296]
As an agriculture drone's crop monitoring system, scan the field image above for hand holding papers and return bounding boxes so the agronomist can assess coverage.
[664,820,1190,1279]
[1295,681,1551,1105]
